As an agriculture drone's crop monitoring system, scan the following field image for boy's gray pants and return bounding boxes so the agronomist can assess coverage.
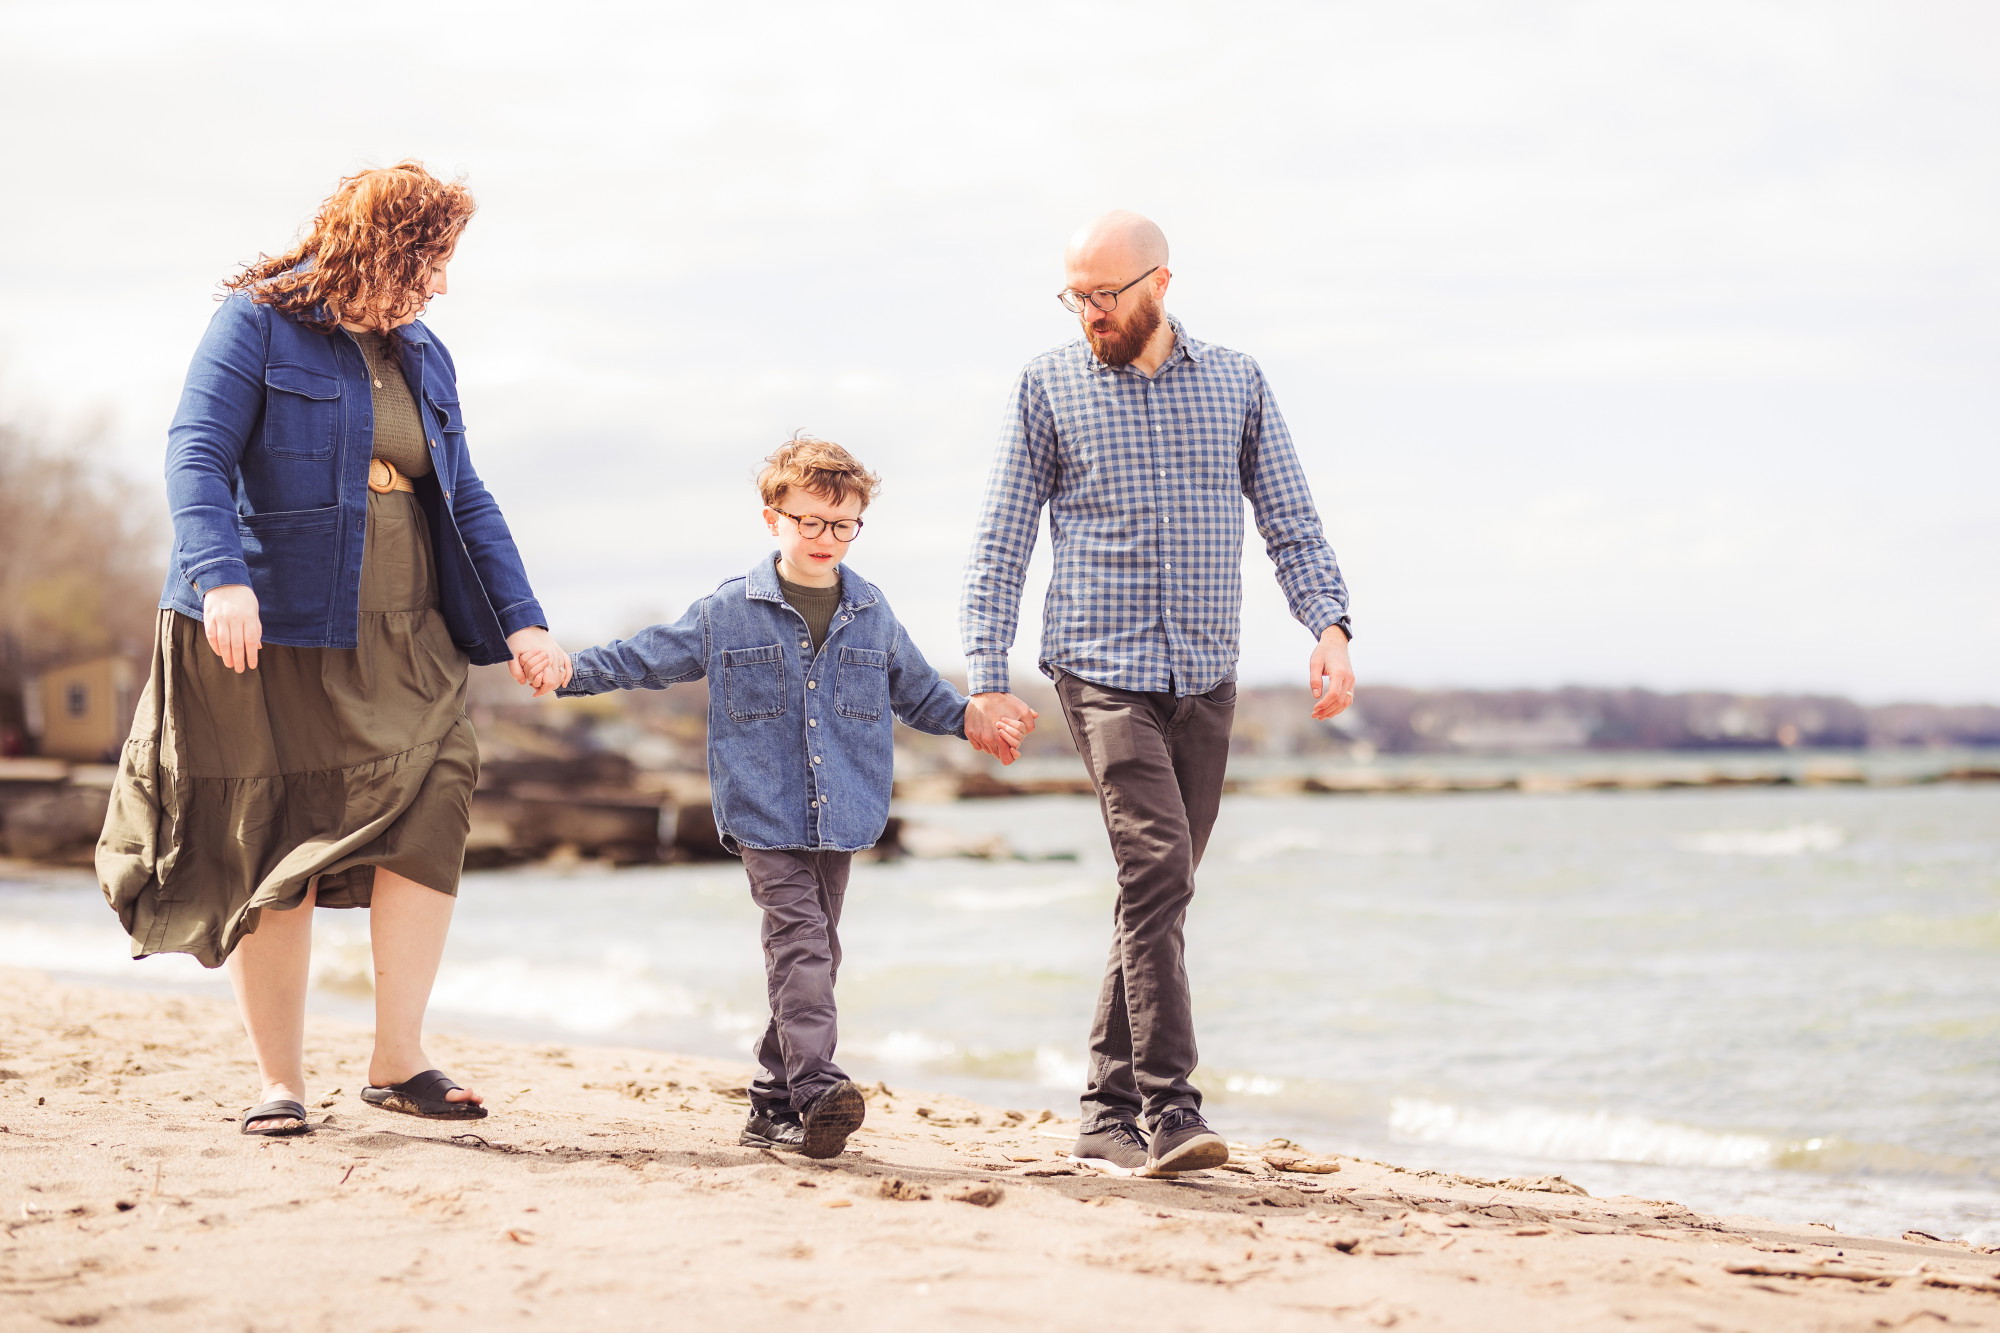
[742,846,853,1114]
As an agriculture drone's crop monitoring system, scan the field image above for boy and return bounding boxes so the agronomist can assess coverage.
[527,435,1026,1159]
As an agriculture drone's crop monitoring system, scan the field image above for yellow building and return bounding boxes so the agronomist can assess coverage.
[34,658,137,763]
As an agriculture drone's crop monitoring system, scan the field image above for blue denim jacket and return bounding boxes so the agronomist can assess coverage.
[558,557,969,853]
[160,294,546,666]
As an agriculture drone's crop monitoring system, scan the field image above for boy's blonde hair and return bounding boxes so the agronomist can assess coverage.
[756,432,880,510]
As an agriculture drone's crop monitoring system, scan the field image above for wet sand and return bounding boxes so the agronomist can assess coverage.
[2,970,1996,1331]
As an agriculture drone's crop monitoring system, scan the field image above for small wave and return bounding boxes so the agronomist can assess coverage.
[930,880,1106,913]
[1385,1099,1998,1184]
[0,921,215,984]
[1680,823,1844,856]
[426,950,749,1036]
[841,1031,1087,1091]
[1390,1097,1780,1169]
[1034,1045,1087,1089]
[858,1029,959,1065]
[1234,829,1432,862]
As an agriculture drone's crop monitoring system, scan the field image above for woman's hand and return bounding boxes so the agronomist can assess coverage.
[203,585,263,673]
[506,627,571,697]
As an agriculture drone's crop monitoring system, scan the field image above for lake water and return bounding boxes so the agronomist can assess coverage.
[5,779,1996,1244]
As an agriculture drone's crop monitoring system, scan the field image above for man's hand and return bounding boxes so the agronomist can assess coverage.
[1309,627,1355,719]
[507,627,571,697]
[203,584,263,673]
[967,691,1038,759]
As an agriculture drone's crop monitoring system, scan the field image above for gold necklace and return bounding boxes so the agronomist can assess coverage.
[345,323,385,389]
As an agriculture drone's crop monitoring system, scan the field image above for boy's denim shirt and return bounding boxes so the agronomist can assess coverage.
[558,556,969,854]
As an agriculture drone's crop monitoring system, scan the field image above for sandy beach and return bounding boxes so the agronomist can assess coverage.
[2,970,1996,1332]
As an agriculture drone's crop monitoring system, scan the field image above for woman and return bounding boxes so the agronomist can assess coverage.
[98,161,565,1136]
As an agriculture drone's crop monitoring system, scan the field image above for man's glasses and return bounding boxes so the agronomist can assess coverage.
[1057,266,1159,314]
[771,506,864,542]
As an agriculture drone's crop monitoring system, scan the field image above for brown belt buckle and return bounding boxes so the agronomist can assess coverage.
[368,458,406,494]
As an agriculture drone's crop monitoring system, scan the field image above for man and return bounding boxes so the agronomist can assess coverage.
[960,211,1354,1177]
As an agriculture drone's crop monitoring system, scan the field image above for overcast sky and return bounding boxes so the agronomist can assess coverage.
[3,0,1994,703]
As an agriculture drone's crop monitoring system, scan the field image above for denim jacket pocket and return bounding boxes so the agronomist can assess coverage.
[721,644,786,722]
[236,504,341,604]
[262,363,342,460]
[834,646,889,721]
[425,395,465,450]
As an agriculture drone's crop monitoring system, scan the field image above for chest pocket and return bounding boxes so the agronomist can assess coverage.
[1183,416,1244,493]
[721,645,786,722]
[425,396,464,469]
[262,363,341,461]
[834,646,889,721]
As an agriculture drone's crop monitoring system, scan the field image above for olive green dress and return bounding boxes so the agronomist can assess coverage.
[98,331,480,968]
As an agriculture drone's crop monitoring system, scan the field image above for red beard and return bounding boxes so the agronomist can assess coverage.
[1084,294,1162,367]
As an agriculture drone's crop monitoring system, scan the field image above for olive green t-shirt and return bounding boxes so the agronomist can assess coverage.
[351,330,433,479]
[778,571,842,654]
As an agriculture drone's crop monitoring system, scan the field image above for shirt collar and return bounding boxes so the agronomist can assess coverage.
[746,553,876,610]
[1086,314,1203,376]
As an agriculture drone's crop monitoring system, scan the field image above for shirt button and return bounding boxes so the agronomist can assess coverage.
[1164,561,1172,569]
[799,641,809,649]
[429,438,438,449]
[1158,469,1166,478]
[809,719,818,727]
[808,680,818,689]
[813,756,822,764]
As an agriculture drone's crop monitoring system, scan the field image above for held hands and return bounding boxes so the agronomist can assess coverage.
[1309,626,1355,720]
[967,691,1038,766]
[993,716,1030,764]
[202,585,263,672]
[508,630,572,697]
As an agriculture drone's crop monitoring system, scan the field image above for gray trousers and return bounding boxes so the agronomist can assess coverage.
[1054,670,1236,1128]
[741,846,852,1114]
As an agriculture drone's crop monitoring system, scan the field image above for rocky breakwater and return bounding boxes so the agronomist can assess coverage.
[0,758,114,864]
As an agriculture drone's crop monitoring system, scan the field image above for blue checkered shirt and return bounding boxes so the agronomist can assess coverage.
[961,318,1350,697]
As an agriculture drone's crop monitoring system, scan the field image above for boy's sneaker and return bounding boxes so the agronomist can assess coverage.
[740,1108,804,1149]
[1070,1119,1150,1175]
[796,1079,866,1159]
[1143,1107,1229,1175]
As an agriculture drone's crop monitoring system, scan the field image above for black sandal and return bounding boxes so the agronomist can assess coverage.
[361,1069,488,1120]
[241,1099,311,1136]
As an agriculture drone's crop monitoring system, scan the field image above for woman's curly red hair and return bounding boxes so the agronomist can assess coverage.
[224,160,474,332]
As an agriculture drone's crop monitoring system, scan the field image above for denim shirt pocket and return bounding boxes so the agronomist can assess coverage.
[834,646,889,721]
[721,644,786,722]
[262,363,342,460]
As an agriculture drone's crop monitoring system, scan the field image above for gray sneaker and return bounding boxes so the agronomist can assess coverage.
[1070,1119,1150,1175]
[1144,1107,1229,1175]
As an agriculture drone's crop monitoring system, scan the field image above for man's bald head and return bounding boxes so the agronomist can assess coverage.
[1064,210,1169,277]
[1061,212,1173,369]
